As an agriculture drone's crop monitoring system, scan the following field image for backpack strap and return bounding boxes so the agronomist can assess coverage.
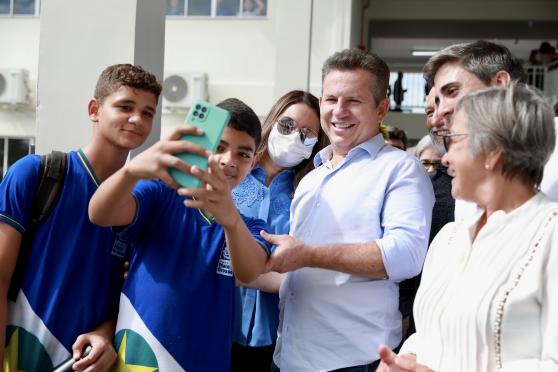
[8,151,67,301]
[32,151,67,224]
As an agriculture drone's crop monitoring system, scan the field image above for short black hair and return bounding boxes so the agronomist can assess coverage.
[217,98,262,149]
[386,125,408,150]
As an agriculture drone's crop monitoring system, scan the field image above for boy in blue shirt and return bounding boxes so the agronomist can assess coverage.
[0,64,161,370]
[88,98,271,371]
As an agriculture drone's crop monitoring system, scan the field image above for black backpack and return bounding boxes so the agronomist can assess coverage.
[8,151,67,301]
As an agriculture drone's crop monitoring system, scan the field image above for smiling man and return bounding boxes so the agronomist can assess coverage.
[262,48,435,371]
[424,40,558,219]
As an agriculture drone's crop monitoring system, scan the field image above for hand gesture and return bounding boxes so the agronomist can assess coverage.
[125,124,209,188]
[377,345,434,372]
[71,331,116,371]
[177,154,240,229]
[261,231,309,273]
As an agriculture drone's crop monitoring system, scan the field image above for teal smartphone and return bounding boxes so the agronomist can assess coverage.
[169,100,231,188]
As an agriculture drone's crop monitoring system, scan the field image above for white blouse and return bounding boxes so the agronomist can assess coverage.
[401,192,558,372]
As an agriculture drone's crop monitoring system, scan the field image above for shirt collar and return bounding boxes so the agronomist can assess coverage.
[313,133,386,168]
[251,164,294,185]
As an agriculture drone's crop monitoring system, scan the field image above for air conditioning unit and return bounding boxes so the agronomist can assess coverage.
[162,72,208,112]
[0,68,30,105]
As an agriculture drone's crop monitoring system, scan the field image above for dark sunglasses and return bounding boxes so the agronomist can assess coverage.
[277,117,318,143]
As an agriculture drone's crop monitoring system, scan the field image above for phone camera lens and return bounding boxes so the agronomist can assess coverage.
[201,107,207,113]
[199,113,205,119]
[193,111,199,117]
[195,104,201,110]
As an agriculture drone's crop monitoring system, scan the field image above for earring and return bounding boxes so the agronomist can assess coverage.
[485,163,490,170]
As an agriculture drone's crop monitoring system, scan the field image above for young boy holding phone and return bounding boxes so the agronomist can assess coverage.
[88,98,270,371]
[0,64,161,370]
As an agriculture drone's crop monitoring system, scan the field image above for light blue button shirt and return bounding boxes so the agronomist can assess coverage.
[232,166,294,347]
[274,133,435,371]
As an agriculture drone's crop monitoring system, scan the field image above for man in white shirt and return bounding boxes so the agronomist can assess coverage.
[424,41,558,220]
[261,49,435,371]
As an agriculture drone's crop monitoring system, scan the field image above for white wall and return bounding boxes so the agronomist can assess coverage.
[0,0,360,142]
[385,112,428,141]
[0,18,40,138]
[36,0,165,154]
[161,0,358,137]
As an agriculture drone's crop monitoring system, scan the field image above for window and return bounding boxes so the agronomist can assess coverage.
[0,0,39,16]
[388,72,427,113]
[166,0,267,17]
[0,137,34,181]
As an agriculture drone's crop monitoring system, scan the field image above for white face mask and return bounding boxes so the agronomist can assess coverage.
[267,125,318,168]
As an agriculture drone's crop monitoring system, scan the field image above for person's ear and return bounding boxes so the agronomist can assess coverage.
[485,147,504,171]
[377,96,390,122]
[88,99,100,123]
[490,71,512,87]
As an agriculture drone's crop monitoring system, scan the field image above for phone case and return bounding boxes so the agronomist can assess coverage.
[169,100,231,188]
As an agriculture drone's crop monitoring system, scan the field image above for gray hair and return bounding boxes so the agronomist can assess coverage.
[456,83,555,187]
[414,135,437,158]
[322,48,390,104]
[423,41,526,88]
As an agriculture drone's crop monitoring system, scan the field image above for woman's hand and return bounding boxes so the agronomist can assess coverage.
[377,344,434,372]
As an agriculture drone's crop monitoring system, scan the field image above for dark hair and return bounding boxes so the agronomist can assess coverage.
[386,126,408,150]
[94,64,162,104]
[423,41,526,88]
[258,90,329,188]
[217,98,262,149]
[539,41,553,54]
[322,48,390,104]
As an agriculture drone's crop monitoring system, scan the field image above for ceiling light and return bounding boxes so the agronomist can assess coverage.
[411,50,439,57]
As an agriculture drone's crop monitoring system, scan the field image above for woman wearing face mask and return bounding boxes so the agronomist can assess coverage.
[230,90,329,372]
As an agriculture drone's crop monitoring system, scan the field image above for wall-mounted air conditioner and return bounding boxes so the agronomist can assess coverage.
[0,68,30,105]
[162,72,208,112]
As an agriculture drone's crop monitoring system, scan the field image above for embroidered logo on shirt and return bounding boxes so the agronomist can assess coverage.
[216,242,233,277]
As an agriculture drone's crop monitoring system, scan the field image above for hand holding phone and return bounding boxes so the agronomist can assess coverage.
[52,345,92,372]
[169,100,230,188]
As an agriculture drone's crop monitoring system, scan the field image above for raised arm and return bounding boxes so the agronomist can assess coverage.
[89,125,208,227]
[178,156,268,283]
[0,223,22,366]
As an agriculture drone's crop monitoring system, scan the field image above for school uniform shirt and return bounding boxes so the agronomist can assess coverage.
[113,179,271,372]
[232,166,293,347]
[0,150,125,370]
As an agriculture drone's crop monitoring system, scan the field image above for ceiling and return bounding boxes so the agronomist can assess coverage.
[367,20,558,69]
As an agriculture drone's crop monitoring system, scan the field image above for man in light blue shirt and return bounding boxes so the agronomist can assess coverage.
[262,49,435,371]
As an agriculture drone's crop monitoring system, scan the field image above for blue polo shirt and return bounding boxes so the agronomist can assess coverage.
[0,150,125,370]
[232,166,294,347]
[112,179,271,372]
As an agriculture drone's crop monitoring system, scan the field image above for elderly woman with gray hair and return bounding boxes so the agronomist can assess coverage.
[377,83,558,372]
[414,135,442,177]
